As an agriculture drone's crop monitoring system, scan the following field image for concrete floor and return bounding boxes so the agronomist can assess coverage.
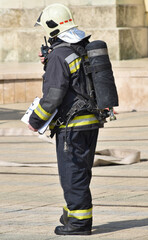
[0,103,148,239]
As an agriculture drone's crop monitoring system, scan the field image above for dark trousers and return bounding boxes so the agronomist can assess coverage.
[56,128,99,228]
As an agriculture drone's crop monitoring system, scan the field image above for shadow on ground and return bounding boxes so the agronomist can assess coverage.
[0,108,25,120]
[92,218,148,234]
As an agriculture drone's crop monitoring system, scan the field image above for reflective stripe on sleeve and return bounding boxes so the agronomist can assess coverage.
[65,53,79,64]
[69,57,81,74]
[64,206,92,220]
[65,53,82,74]
[34,104,51,121]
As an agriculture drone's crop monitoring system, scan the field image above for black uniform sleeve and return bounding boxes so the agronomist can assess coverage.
[29,52,70,129]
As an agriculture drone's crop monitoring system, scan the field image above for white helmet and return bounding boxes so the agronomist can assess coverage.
[35,3,77,38]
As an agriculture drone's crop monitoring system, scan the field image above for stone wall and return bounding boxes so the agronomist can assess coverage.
[0,0,147,61]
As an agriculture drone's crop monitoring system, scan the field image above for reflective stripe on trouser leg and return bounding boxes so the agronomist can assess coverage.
[56,129,99,228]
[64,206,92,220]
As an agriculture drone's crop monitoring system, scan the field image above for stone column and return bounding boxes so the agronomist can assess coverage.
[144,0,148,25]
[71,0,147,59]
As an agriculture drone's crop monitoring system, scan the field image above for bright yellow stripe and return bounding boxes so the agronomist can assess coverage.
[69,57,81,68]
[64,206,92,214]
[59,114,99,128]
[38,104,51,117]
[59,119,99,128]
[64,206,68,212]
[34,108,47,121]
[69,58,81,74]
[68,208,92,214]
[70,65,80,74]
[64,206,92,220]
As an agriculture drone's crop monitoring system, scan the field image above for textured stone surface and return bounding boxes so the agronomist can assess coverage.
[117,0,143,4]
[0,58,148,108]
[22,0,44,9]
[17,30,44,62]
[0,29,18,62]
[15,80,26,103]
[0,0,22,8]
[3,80,15,104]
[89,29,120,60]
[92,0,116,5]
[0,8,43,28]
[0,29,44,62]
[119,27,148,59]
[115,77,148,111]
[2,79,42,104]
[71,5,116,29]
[0,0,147,61]
[25,80,42,102]
[116,4,145,27]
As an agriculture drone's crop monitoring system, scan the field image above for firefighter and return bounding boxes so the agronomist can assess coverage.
[28,3,101,235]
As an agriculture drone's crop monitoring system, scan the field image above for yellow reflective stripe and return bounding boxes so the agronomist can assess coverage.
[59,114,99,128]
[69,208,92,214]
[64,206,92,220]
[34,108,47,121]
[37,104,51,117]
[69,57,81,74]
[64,206,68,212]
[69,57,81,68]
[60,120,98,128]
[34,104,51,121]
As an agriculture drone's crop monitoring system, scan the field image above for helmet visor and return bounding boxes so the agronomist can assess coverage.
[34,12,43,27]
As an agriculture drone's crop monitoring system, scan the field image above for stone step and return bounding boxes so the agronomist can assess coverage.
[112,59,148,111]
[0,60,148,111]
[0,63,43,104]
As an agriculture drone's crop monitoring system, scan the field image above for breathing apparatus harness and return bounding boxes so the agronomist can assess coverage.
[50,42,116,151]
[41,38,118,151]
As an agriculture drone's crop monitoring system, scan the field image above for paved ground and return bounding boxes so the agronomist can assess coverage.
[0,103,148,240]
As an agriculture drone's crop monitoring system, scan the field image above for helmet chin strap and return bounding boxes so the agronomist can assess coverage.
[48,36,57,45]
[48,36,64,46]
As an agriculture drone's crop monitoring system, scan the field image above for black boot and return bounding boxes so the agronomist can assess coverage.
[55,223,91,235]
[59,208,69,225]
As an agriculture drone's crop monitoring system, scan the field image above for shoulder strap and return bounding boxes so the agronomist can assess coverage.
[52,42,71,49]
[53,42,97,109]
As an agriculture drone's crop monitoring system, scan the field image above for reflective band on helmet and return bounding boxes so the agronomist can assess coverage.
[87,48,108,58]
[64,206,92,220]
[59,114,99,128]
[60,19,73,24]
[34,104,51,121]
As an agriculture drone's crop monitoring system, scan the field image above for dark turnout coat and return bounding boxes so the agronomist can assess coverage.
[29,39,100,133]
